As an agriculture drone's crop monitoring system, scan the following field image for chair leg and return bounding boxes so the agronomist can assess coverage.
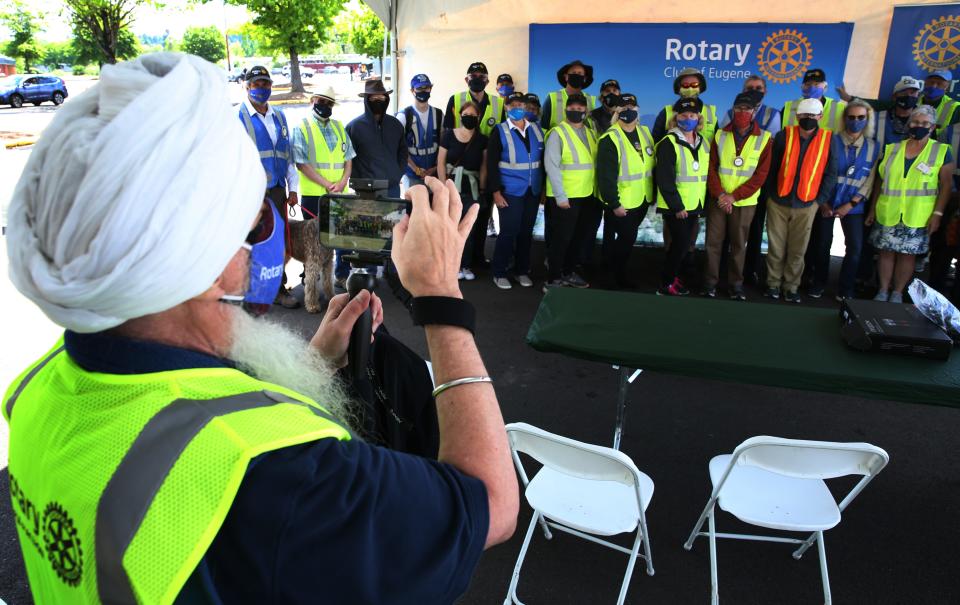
[709,506,719,605]
[616,531,644,605]
[536,512,553,540]
[638,507,655,577]
[816,531,832,605]
[792,531,818,560]
[684,497,716,550]
[504,513,539,605]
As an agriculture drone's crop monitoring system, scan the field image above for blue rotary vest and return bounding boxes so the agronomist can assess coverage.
[496,121,545,197]
[403,106,441,178]
[830,136,879,215]
[239,106,291,189]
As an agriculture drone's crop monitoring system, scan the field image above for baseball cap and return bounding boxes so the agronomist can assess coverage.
[506,91,526,104]
[566,93,588,107]
[246,65,272,83]
[673,97,703,114]
[620,93,637,107]
[600,79,621,92]
[734,91,760,108]
[410,73,432,89]
[797,98,824,115]
[524,92,541,107]
[466,62,488,75]
[927,69,953,81]
[893,76,924,94]
[803,68,826,83]
[497,73,513,84]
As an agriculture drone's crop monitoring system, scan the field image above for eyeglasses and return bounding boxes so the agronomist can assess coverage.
[846,114,867,121]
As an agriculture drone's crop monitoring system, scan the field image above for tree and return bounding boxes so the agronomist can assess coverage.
[182,25,225,64]
[1,1,44,72]
[223,0,345,93]
[42,40,79,68]
[347,3,384,74]
[63,0,145,65]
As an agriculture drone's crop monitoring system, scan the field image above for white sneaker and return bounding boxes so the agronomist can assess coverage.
[873,290,890,302]
[461,268,476,281]
[889,291,903,304]
[516,274,533,287]
[493,277,512,289]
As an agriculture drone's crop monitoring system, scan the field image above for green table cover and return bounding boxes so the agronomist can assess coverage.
[527,289,960,408]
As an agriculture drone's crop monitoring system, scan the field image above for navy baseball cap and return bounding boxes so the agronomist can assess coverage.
[620,93,637,106]
[600,79,621,91]
[497,73,514,84]
[525,92,541,106]
[506,91,526,104]
[674,97,704,114]
[246,66,272,83]
[410,73,432,89]
[466,62,488,75]
[803,68,826,83]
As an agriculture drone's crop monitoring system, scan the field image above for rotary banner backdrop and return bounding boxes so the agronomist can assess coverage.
[879,4,960,97]
[528,23,853,129]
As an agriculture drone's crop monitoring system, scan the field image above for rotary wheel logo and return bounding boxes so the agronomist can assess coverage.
[913,15,960,71]
[42,502,83,586]
[757,29,813,85]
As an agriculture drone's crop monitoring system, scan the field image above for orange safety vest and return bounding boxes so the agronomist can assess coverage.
[777,126,832,202]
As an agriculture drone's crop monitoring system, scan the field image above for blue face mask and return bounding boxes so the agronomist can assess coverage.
[524,110,539,122]
[249,87,272,104]
[845,117,867,133]
[498,85,514,97]
[619,109,639,123]
[802,85,825,99]
[678,117,699,132]
[222,204,285,306]
[507,107,527,121]
[925,86,946,101]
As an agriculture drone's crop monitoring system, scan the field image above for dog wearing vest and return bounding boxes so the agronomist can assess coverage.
[288,218,335,313]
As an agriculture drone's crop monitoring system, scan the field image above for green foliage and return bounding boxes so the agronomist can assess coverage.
[1,1,44,72]
[72,22,140,66]
[42,40,78,67]
[228,23,264,58]
[346,3,384,60]
[72,63,100,75]
[223,0,345,91]
[181,25,225,64]
[64,0,144,65]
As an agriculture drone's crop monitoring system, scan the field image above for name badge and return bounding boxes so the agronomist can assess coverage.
[633,141,642,151]
[916,162,932,175]
[646,146,654,156]
[733,157,744,167]
[692,161,700,171]
[847,165,857,177]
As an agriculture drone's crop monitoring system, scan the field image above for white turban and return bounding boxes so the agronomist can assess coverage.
[6,52,266,333]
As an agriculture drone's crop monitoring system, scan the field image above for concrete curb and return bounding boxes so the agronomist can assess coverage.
[4,139,36,149]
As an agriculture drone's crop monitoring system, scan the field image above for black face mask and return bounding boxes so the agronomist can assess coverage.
[313,103,332,119]
[909,125,931,140]
[602,93,620,108]
[368,97,389,114]
[414,91,431,103]
[567,73,586,89]
[895,95,919,110]
[565,110,586,124]
[468,77,486,92]
[460,115,479,130]
[798,117,819,131]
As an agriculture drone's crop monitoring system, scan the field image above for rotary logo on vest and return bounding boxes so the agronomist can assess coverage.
[9,473,83,587]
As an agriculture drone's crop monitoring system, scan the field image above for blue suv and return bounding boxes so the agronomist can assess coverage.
[0,74,69,108]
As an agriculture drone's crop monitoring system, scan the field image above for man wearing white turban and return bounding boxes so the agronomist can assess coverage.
[3,53,517,605]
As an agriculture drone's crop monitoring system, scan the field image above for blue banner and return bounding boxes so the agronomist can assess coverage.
[879,4,960,97]
[528,23,853,129]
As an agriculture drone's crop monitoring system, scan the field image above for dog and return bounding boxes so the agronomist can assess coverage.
[287,218,335,313]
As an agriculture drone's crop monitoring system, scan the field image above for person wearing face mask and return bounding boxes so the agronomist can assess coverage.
[867,105,954,303]
[655,97,709,296]
[496,73,515,100]
[524,93,542,124]
[543,93,597,290]
[438,101,489,280]
[346,79,407,199]
[782,68,846,133]
[542,59,597,129]
[874,77,924,147]
[589,79,623,135]
[398,73,443,190]
[238,65,300,309]
[719,75,781,135]
[653,68,718,143]
[763,98,838,303]
[806,100,879,301]
[596,93,656,289]
[485,91,545,289]
[292,86,356,286]
[841,70,960,137]
[704,91,773,301]
[928,118,960,300]
[444,62,505,137]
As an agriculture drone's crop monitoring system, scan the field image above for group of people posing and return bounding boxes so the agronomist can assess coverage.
[239,59,960,306]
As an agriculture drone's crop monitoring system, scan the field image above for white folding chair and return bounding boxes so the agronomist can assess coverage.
[683,436,889,605]
[504,422,655,605]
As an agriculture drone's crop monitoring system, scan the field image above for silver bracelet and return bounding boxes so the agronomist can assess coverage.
[432,376,493,398]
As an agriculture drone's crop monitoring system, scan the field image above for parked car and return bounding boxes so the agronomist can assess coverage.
[0,74,69,109]
[281,65,316,78]
[322,66,337,74]
[337,65,350,75]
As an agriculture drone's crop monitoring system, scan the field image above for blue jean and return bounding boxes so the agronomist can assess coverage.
[335,183,402,279]
[811,213,864,297]
[492,190,539,278]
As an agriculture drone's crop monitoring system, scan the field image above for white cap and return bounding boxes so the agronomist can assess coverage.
[797,98,823,116]
[893,76,923,94]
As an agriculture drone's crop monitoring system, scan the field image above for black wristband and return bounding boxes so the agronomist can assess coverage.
[411,296,476,334]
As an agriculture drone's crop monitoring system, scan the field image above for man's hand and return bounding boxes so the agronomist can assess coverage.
[613,206,627,217]
[865,210,876,227]
[556,199,571,209]
[676,209,689,219]
[718,193,734,214]
[287,191,299,207]
[819,204,835,218]
[310,291,384,368]
[928,213,942,234]
[393,177,478,298]
[327,179,344,193]
[493,191,509,208]
[836,84,852,102]
[835,202,854,218]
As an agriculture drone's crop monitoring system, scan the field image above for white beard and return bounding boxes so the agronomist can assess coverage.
[227,308,359,432]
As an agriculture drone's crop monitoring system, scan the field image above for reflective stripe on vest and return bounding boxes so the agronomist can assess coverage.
[656,134,709,211]
[934,96,960,129]
[405,106,440,156]
[877,139,948,227]
[299,117,347,196]
[777,126,832,202]
[951,125,960,177]
[715,128,771,206]
[599,123,655,208]
[545,121,598,199]
[835,139,877,190]
[239,108,290,187]
[547,90,598,129]
[877,111,887,147]
[454,92,503,136]
[498,121,544,197]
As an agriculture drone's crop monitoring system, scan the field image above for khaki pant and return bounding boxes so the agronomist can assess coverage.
[765,200,819,292]
[704,201,757,288]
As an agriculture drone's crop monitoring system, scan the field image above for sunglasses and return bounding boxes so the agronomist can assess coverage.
[846,114,868,121]
[246,202,275,246]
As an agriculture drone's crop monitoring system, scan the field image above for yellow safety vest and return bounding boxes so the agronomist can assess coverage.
[547,90,598,129]
[297,117,347,197]
[597,122,656,209]
[453,91,504,136]
[545,121,598,199]
[876,139,949,228]
[656,133,709,212]
[714,128,772,207]
[4,339,350,605]
[928,94,960,131]
[782,97,846,132]
[664,103,718,145]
